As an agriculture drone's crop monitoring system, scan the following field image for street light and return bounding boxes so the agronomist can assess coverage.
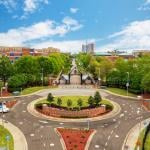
[126,72,130,97]
[41,68,44,86]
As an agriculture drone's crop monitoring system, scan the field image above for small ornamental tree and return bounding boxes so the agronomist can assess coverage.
[88,96,94,107]
[77,98,83,110]
[67,99,72,109]
[47,93,54,105]
[94,91,102,106]
[57,97,62,106]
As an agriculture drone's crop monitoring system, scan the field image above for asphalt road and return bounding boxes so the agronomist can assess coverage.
[1,88,150,150]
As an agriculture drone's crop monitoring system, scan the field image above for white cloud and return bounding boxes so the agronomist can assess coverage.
[70,8,79,14]
[62,16,83,31]
[138,0,150,11]
[0,17,83,47]
[0,0,16,12]
[23,0,49,13]
[98,20,150,51]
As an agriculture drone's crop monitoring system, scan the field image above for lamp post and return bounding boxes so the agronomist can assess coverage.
[41,68,44,86]
[126,72,130,97]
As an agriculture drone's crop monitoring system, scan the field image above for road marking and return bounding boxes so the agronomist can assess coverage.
[30,133,34,137]
[43,143,46,147]
[108,135,110,140]
[22,110,26,113]
[113,119,116,122]
[95,145,100,148]
[50,143,54,147]
[120,113,124,118]
[124,110,127,113]
[59,122,64,125]
[105,142,108,146]
[39,120,48,124]
[115,135,119,138]
[111,130,114,134]
[19,122,23,125]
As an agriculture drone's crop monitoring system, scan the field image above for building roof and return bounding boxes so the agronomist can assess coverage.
[94,52,112,56]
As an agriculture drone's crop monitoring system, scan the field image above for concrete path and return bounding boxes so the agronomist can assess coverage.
[0,119,28,150]
[122,118,150,150]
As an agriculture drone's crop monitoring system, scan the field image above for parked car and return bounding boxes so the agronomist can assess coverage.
[0,103,9,113]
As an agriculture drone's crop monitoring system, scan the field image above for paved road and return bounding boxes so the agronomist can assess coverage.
[1,88,150,150]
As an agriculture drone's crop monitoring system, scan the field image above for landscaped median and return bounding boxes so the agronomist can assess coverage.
[56,128,96,150]
[34,92,113,119]
[0,125,14,150]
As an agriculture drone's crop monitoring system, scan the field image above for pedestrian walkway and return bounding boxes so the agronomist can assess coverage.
[122,118,150,150]
[0,119,28,150]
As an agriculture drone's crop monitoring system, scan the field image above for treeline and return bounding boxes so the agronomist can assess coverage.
[0,53,71,92]
[76,53,150,94]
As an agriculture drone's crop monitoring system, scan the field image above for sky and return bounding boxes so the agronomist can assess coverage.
[0,0,150,53]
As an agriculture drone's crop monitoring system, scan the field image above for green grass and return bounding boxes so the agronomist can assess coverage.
[21,86,57,95]
[135,129,150,150]
[36,96,113,108]
[0,125,14,150]
[107,87,137,97]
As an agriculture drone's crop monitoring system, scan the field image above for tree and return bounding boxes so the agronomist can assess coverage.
[57,97,62,106]
[88,96,94,107]
[77,98,83,110]
[94,91,102,106]
[47,93,54,104]
[0,56,14,86]
[67,99,72,109]
[142,72,150,92]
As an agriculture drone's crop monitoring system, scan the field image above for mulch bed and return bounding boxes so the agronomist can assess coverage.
[57,128,94,150]
[5,100,17,108]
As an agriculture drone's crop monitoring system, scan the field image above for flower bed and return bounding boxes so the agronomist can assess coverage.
[57,128,94,150]
[5,100,17,108]
[36,105,109,118]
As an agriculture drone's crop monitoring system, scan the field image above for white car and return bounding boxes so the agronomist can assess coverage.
[0,103,9,113]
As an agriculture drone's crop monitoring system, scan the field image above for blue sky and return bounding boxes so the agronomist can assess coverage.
[0,0,150,52]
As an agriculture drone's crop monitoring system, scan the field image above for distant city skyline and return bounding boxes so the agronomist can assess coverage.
[0,0,150,53]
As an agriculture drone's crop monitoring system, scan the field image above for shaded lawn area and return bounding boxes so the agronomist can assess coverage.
[135,129,150,150]
[107,87,137,97]
[0,125,14,150]
[21,86,57,95]
[37,96,113,108]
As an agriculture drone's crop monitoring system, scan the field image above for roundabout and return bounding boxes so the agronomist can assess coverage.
[1,87,150,150]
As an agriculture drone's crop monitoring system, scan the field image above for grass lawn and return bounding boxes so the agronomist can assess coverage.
[135,129,150,150]
[21,86,57,95]
[0,125,14,150]
[36,96,113,108]
[107,87,137,97]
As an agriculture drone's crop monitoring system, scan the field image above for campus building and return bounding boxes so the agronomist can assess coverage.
[0,46,60,62]
[82,43,95,54]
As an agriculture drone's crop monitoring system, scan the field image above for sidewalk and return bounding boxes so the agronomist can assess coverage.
[122,118,150,150]
[0,119,28,150]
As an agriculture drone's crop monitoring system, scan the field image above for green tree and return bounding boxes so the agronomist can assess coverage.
[88,96,94,107]
[67,99,72,109]
[94,91,102,106]
[142,72,150,92]
[77,98,83,110]
[47,93,54,104]
[57,97,62,106]
[0,56,14,86]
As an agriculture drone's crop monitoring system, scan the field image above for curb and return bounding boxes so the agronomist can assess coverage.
[122,118,150,150]
[102,89,138,100]
[27,96,121,122]
[85,130,96,150]
[0,119,28,150]
[0,87,58,99]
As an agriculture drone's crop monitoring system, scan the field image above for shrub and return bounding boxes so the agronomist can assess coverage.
[47,93,54,104]
[77,98,83,110]
[57,97,62,106]
[67,99,72,109]
[88,96,94,107]
[94,91,102,106]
